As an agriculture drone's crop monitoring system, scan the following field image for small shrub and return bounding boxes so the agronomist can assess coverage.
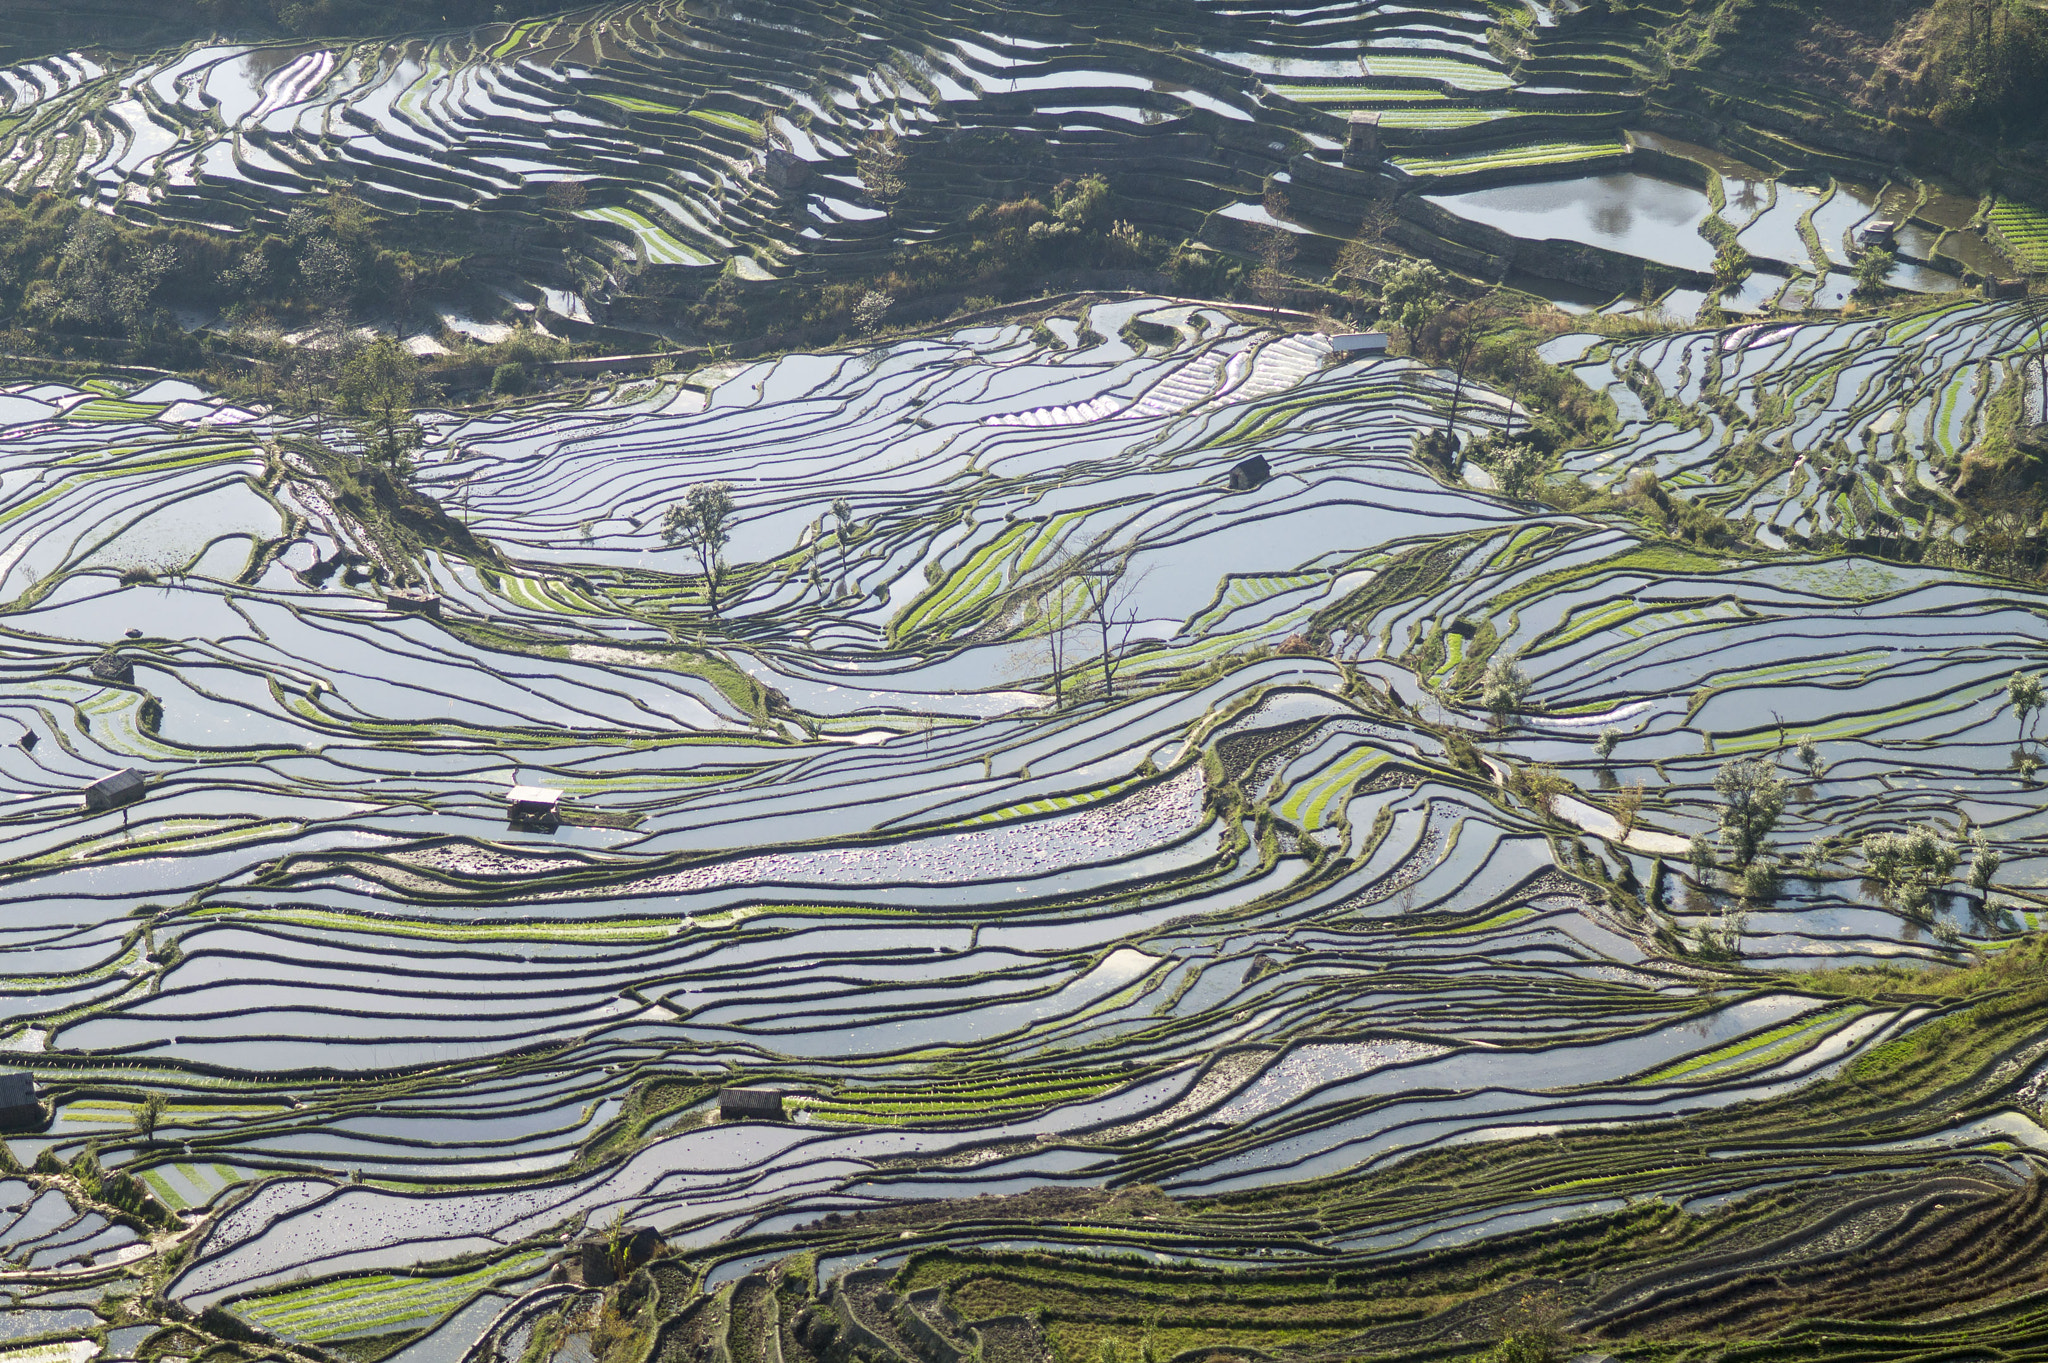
[1689,832,1715,874]
[1482,439,1554,500]
[491,361,533,396]
[1509,762,1571,813]
[1443,729,1485,774]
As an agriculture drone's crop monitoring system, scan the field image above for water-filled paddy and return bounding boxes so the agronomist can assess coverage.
[0,294,2036,1355]
[1426,173,1718,272]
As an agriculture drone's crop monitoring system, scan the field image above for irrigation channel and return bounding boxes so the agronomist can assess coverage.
[0,295,2041,1356]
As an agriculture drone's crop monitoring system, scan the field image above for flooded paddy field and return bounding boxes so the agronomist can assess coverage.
[0,293,2039,1359]
[0,0,2035,1352]
[0,0,2014,337]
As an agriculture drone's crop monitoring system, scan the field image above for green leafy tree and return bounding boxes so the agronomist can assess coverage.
[1713,241,1753,291]
[1852,247,1895,299]
[1027,174,1115,246]
[1795,734,1828,781]
[133,1092,166,1143]
[1713,756,1785,869]
[1968,832,2002,893]
[1862,825,1958,908]
[337,339,424,471]
[1372,258,1445,336]
[1920,0,2048,131]
[663,482,736,614]
[1053,173,1111,230]
[37,215,174,337]
[2010,670,2044,742]
[830,496,854,588]
[1594,726,1619,760]
[1480,654,1530,729]
[1483,439,1553,500]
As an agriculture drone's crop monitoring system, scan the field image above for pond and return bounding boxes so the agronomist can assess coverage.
[1426,173,1718,273]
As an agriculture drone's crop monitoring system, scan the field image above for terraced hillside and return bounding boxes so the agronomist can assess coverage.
[0,287,2034,1363]
[0,0,2038,1362]
[0,0,2028,345]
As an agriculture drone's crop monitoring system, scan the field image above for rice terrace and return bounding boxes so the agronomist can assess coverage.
[0,0,2045,1362]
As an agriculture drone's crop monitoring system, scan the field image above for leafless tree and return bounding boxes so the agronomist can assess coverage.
[1023,544,1084,710]
[1081,552,1153,701]
[1012,539,1150,707]
[1333,203,1397,285]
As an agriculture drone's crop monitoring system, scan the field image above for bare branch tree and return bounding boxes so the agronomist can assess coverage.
[1023,544,1085,710]
[1082,552,1152,701]
[1007,536,1150,708]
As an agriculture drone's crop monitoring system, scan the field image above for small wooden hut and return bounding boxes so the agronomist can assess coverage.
[84,769,146,813]
[0,1073,40,1128]
[507,785,564,825]
[720,1087,785,1121]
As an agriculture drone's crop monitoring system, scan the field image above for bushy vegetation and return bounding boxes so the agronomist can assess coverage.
[0,189,468,385]
[1907,0,2048,134]
[686,170,1245,345]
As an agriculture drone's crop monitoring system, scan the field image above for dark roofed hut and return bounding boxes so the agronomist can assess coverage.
[84,768,146,813]
[720,1087,785,1121]
[0,1073,40,1129]
[1227,455,1271,491]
